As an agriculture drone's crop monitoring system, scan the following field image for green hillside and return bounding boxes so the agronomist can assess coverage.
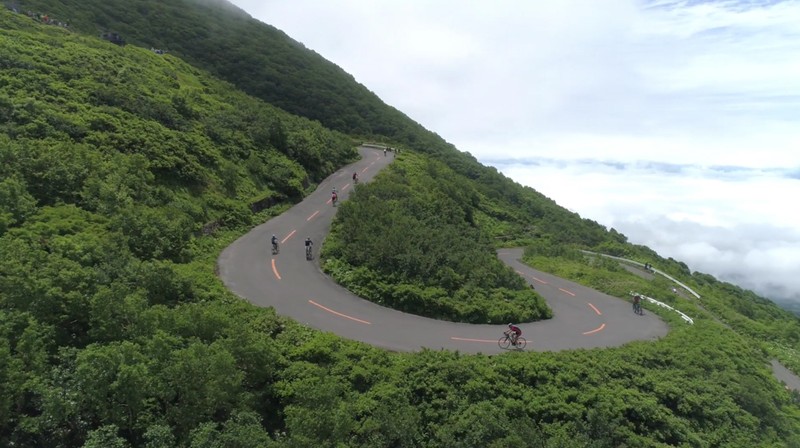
[14,0,620,249]
[14,0,434,142]
[3,3,800,447]
[323,152,552,324]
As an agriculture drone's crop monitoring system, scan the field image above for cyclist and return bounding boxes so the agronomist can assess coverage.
[352,172,358,184]
[331,191,338,205]
[632,294,642,315]
[305,237,313,259]
[271,234,278,253]
[505,323,522,346]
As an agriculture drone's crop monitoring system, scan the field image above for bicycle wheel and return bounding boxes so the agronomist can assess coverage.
[498,336,512,350]
[515,337,527,349]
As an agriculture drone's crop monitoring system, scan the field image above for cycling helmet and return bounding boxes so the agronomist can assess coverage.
[508,323,513,328]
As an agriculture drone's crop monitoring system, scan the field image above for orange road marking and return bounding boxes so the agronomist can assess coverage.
[583,323,606,335]
[281,230,296,244]
[587,303,602,315]
[558,287,576,296]
[271,259,281,280]
[516,270,548,285]
[308,300,371,325]
[306,211,319,221]
[342,183,351,191]
[361,166,369,173]
[451,337,497,344]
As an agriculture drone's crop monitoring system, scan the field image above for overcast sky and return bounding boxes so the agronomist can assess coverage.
[229,0,800,303]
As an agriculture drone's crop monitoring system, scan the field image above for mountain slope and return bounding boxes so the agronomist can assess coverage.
[17,0,418,139]
[3,4,800,448]
[18,0,623,250]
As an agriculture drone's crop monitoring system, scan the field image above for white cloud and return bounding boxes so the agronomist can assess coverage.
[231,0,800,302]
[251,0,798,167]
[496,159,800,301]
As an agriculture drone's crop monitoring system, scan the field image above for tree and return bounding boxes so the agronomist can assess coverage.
[0,176,37,234]
[82,424,130,448]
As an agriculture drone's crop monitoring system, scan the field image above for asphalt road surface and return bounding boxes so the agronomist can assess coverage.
[218,147,668,354]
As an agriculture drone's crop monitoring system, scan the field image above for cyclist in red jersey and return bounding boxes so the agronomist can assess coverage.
[506,323,522,346]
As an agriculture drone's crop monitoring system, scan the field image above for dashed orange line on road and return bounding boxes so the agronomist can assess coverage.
[361,166,369,173]
[451,337,496,344]
[308,300,372,325]
[516,270,548,285]
[342,183,351,191]
[583,323,606,335]
[281,230,296,244]
[587,303,602,316]
[558,287,576,296]
[306,211,319,221]
[271,259,281,280]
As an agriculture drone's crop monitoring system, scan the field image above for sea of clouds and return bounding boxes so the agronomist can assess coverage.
[490,158,800,303]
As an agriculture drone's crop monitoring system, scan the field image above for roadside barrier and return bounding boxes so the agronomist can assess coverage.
[362,142,388,149]
[581,251,701,299]
[631,291,694,324]
[579,250,695,324]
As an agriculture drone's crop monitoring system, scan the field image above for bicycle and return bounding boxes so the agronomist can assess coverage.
[305,245,313,260]
[498,332,526,350]
[331,194,338,207]
[271,241,279,255]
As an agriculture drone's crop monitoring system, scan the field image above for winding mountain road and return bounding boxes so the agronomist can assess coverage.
[218,147,668,354]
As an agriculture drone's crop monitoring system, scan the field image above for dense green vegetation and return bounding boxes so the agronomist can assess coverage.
[0,8,355,226]
[3,4,800,447]
[323,153,551,324]
[16,0,427,142]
